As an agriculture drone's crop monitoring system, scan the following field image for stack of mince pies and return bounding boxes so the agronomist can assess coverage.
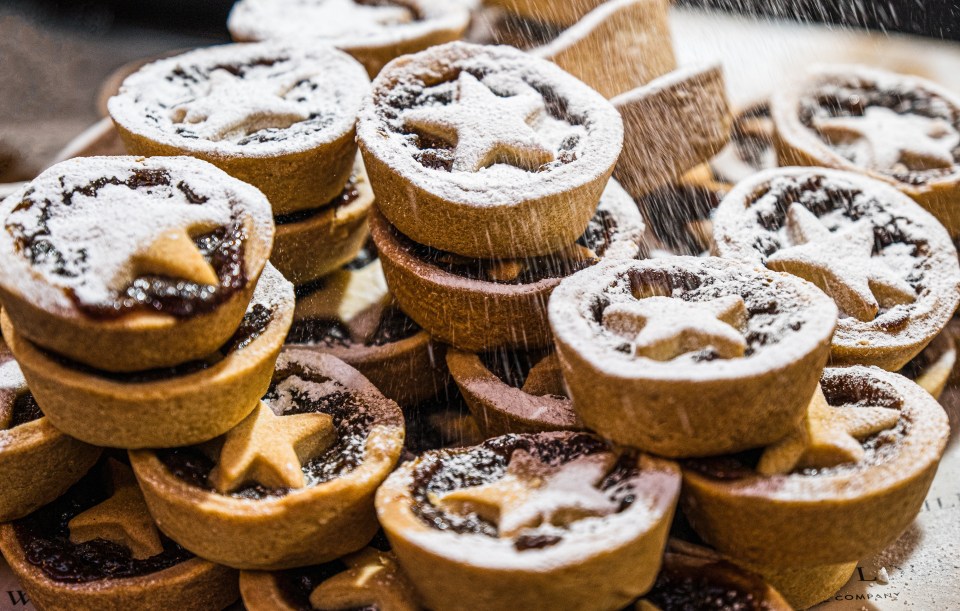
[2,1,959,609]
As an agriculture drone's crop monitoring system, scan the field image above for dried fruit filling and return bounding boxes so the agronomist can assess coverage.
[644,559,773,611]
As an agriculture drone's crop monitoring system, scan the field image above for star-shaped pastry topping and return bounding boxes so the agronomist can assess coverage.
[757,385,900,475]
[170,68,311,142]
[815,106,960,173]
[209,401,336,493]
[766,204,915,322]
[132,227,220,287]
[0,359,27,430]
[602,295,748,361]
[402,72,555,173]
[294,260,392,344]
[68,460,164,560]
[309,548,418,611]
[432,449,618,537]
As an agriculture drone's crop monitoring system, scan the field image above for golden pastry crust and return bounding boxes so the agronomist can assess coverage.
[536,0,675,99]
[109,43,370,215]
[549,257,838,457]
[899,328,957,400]
[228,0,471,78]
[129,352,405,570]
[0,525,238,611]
[239,547,420,611]
[446,347,580,437]
[681,366,949,568]
[2,265,294,449]
[771,64,960,236]
[271,155,374,285]
[0,345,101,521]
[612,64,732,199]
[357,41,623,259]
[713,167,960,371]
[0,156,275,373]
[376,432,680,611]
[734,558,857,610]
[485,0,607,26]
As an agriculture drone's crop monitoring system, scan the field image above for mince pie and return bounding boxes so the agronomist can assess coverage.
[2,264,293,449]
[376,431,680,611]
[228,0,471,78]
[371,177,645,352]
[0,155,274,372]
[129,350,405,570]
[731,558,857,610]
[240,544,419,611]
[713,167,960,370]
[635,540,791,611]
[286,242,449,407]
[682,366,950,568]
[710,100,778,185]
[612,64,732,199]
[535,0,675,99]
[548,257,838,457]
[446,346,581,437]
[109,43,370,214]
[357,41,624,258]
[271,154,374,285]
[772,65,960,235]
[0,344,101,521]
[0,459,239,611]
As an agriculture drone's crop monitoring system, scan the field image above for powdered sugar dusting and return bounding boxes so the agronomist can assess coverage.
[0,156,273,312]
[0,360,25,392]
[228,0,469,48]
[109,43,369,157]
[268,374,346,414]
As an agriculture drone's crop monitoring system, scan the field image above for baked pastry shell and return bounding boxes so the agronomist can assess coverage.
[371,208,559,352]
[0,416,102,522]
[0,524,239,611]
[549,257,838,457]
[271,156,374,285]
[905,327,957,400]
[736,558,857,610]
[375,449,679,611]
[1,264,294,449]
[129,353,405,570]
[771,65,960,237]
[714,166,960,371]
[446,347,580,436]
[358,42,623,259]
[681,367,949,567]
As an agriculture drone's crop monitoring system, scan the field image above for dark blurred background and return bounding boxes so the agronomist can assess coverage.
[1,0,957,182]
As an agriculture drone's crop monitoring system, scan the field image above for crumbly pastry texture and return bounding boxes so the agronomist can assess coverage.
[109,43,369,158]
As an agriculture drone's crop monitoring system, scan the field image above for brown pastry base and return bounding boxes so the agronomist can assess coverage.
[2,265,294,449]
[0,524,239,611]
[129,354,405,570]
[271,156,374,285]
[736,558,857,610]
[446,347,580,437]
[370,209,560,352]
[613,64,732,199]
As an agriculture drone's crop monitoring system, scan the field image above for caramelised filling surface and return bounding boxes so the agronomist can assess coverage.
[644,558,773,611]
[274,176,361,226]
[158,367,375,500]
[799,79,960,185]
[685,372,907,481]
[12,462,192,583]
[410,434,639,550]
[44,304,274,383]
[391,207,621,285]
[638,185,722,256]
[6,168,247,319]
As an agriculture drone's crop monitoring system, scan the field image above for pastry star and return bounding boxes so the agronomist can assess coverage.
[170,68,311,141]
[294,260,391,343]
[758,385,900,475]
[433,449,618,537]
[309,548,418,611]
[815,106,959,172]
[132,227,220,287]
[766,204,915,322]
[402,71,555,173]
[210,401,336,493]
[602,295,748,361]
[68,460,164,560]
